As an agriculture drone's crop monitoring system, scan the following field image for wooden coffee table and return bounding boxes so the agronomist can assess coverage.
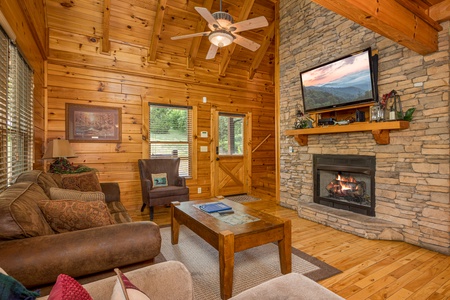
[171,199,292,300]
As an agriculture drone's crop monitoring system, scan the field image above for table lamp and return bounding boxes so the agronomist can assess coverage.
[42,139,77,173]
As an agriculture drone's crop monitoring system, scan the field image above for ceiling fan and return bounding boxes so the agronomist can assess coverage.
[171,0,268,60]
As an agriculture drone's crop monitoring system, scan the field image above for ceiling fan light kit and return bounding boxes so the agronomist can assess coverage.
[209,30,234,47]
[171,3,268,59]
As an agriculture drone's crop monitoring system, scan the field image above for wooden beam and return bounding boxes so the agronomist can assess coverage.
[187,0,214,69]
[248,21,274,80]
[311,0,439,55]
[219,0,256,77]
[395,0,442,30]
[429,0,450,22]
[101,0,111,55]
[148,0,167,62]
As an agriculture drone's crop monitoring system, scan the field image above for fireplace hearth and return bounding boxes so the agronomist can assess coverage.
[313,154,375,216]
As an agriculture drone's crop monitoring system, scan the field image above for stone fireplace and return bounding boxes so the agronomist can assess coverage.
[278,0,450,255]
[313,154,375,216]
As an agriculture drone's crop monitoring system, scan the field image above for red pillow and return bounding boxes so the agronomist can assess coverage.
[48,274,92,300]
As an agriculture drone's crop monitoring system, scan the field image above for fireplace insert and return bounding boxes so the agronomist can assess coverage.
[313,154,375,216]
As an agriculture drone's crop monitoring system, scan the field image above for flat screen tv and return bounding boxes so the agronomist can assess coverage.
[300,48,377,113]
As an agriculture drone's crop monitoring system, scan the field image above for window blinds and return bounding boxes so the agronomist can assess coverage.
[0,28,34,191]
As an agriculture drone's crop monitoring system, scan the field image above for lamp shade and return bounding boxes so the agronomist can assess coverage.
[43,139,77,159]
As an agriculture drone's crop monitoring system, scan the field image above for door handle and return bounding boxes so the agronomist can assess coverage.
[216,157,220,161]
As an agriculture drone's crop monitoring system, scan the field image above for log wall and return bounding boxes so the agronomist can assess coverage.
[46,38,276,213]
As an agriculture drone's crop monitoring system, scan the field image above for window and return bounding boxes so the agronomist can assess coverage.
[149,104,193,177]
[0,29,34,191]
[218,113,244,155]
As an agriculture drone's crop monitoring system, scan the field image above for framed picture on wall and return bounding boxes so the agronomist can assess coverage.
[66,104,122,143]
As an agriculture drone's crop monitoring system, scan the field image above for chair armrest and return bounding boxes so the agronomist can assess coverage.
[176,176,186,187]
[100,182,120,203]
[144,178,153,190]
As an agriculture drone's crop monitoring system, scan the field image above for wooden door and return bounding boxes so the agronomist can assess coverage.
[211,109,252,196]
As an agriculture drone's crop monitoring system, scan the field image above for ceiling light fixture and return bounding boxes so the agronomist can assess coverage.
[208,30,234,47]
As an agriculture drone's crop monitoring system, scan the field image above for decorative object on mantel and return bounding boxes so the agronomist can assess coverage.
[294,109,313,129]
[380,90,401,121]
[43,139,95,174]
[379,90,416,121]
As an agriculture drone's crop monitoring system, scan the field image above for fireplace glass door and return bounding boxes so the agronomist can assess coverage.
[313,155,375,216]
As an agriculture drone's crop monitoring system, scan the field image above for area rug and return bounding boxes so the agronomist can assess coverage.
[159,226,341,300]
[225,194,261,203]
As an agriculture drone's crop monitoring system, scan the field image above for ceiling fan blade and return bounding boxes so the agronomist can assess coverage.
[171,31,211,40]
[230,16,268,33]
[206,44,218,60]
[195,7,220,29]
[233,35,260,51]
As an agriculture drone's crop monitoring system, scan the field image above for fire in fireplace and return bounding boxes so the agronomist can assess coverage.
[313,154,375,216]
[326,172,370,206]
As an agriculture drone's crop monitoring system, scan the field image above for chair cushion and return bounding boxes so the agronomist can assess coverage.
[149,186,189,198]
[107,201,132,224]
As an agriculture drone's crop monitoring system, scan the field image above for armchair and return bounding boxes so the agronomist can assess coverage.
[138,158,189,220]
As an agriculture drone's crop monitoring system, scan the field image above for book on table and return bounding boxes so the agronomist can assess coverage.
[199,202,232,213]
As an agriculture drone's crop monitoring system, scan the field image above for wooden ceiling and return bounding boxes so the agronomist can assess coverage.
[46,0,276,79]
[45,0,448,78]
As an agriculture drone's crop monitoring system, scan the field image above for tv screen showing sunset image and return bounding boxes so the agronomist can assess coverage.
[300,49,375,112]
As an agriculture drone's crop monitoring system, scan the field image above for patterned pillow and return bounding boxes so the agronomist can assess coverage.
[111,268,150,300]
[50,187,105,201]
[151,173,168,187]
[61,171,102,192]
[47,274,92,300]
[37,199,115,233]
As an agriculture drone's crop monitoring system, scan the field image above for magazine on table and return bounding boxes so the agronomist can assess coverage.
[198,202,232,213]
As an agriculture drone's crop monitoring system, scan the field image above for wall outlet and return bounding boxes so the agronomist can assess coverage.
[197,187,202,194]
[200,146,208,152]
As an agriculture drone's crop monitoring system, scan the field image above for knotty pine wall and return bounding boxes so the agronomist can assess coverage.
[2,0,276,214]
[46,63,275,212]
[46,51,275,214]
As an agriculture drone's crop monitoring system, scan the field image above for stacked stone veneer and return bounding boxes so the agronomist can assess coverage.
[278,0,449,254]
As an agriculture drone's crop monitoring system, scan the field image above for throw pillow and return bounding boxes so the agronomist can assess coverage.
[37,199,115,233]
[48,274,92,300]
[50,187,105,202]
[61,171,102,192]
[0,273,40,300]
[111,268,150,300]
[151,173,168,187]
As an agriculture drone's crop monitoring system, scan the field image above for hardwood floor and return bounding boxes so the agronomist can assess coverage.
[129,200,450,299]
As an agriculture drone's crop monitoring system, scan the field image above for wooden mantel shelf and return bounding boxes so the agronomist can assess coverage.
[285,121,410,146]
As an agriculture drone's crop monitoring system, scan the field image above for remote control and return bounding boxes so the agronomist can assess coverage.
[219,210,234,215]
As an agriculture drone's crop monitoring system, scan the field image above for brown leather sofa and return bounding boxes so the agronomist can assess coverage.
[0,170,161,291]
